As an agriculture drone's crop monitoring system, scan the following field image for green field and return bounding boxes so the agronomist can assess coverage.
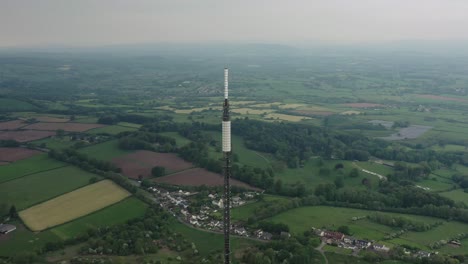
[0,154,66,183]
[204,131,273,169]
[417,177,454,192]
[268,206,430,238]
[267,205,468,253]
[231,195,290,221]
[439,189,468,205]
[0,98,37,111]
[276,159,380,191]
[159,132,192,147]
[87,125,137,135]
[117,122,142,128]
[431,144,468,152]
[51,197,147,239]
[0,222,61,257]
[78,140,132,160]
[20,180,131,231]
[0,166,98,210]
[169,221,257,256]
[0,198,148,257]
[31,138,76,150]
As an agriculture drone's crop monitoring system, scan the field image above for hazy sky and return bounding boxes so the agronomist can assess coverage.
[1,0,468,47]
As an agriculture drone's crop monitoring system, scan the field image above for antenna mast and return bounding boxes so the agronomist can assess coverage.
[222,68,231,264]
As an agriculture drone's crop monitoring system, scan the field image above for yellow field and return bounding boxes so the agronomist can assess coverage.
[277,103,306,109]
[19,180,131,231]
[340,110,361,115]
[264,113,312,122]
[252,102,282,108]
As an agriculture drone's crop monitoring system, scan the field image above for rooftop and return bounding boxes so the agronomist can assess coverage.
[0,224,16,234]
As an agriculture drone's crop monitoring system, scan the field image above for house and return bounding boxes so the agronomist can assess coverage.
[343,236,356,244]
[234,227,247,236]
[254,229,264,238]
[354,239,371,249]
[415,251,431,258]
[280,232,291,239]
[372,244,390,252]
[244,192,255,199]
[261,232,273,240]
[232,196,244,207]
[0,224,16,234]
[449,240,461,246]
[321,231,345,241]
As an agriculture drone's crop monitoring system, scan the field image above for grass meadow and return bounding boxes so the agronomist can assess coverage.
[276,159,383,191]
[169,221,257,257]
[0,166,97,210]
[87,125,138,135]
[0,197,148,257]
[50,197,147,240]
[19,180,130,231]
[31,138,76,150]
[231,195,290,221]
[159,132,192,147]
[0,154,66,183]
[78,140,132,160]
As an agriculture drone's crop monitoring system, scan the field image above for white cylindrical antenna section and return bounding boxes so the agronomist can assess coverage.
[222,121,231,152]
[224,68,229,99]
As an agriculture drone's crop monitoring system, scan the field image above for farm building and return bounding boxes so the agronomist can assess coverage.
[0,224,16,234]
[321,230,345,241]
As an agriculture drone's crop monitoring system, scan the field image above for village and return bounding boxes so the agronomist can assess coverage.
[145,184,449,260]
[147,185,279,240]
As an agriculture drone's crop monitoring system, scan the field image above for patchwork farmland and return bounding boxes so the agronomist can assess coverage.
[112,150,193,179]
[0,166,98,210]
[23,122,106,132]
[0,147,40,163]
[0,130,55,142]
[0,154,65,183]
[19,180,130,231]
[0,120,28,130]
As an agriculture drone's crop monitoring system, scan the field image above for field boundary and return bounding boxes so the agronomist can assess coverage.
[47,196,145,236]
[0,164,69,184]
[11,170,101,211]
[20,180,131,231]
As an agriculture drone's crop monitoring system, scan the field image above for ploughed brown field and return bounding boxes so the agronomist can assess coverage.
[343,103,384,108]
[0,120,27,130]
[418,94,468,103]
[23,122,105,132]
[0,147,40,162]
[0,130,55,142]
[112,150,193,179]
[153,168,261,191]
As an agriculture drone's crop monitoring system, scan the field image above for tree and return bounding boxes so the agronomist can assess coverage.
[349,168,360,178]
[9,205,18,218]
[337,225,351,235]
[274,179,283,193]
[56,129,65,138]
[151,166,166,177]
[334,176,344,189]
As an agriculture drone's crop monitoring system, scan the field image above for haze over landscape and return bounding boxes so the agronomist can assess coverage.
[1,0,468,47]
[2,1,468,264]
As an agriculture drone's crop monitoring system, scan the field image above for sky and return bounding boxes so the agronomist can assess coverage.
[1,0,468,47]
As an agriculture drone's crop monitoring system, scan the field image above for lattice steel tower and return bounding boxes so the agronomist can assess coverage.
[222,68,231,264]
